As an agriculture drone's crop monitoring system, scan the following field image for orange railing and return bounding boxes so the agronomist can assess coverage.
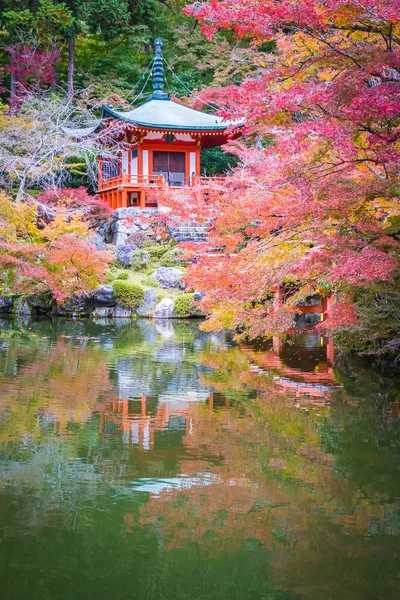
[98,173,227,191]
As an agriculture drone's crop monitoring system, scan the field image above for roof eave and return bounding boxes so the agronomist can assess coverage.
[101,104,242,132]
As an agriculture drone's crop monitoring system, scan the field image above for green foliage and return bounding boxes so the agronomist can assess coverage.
[111,280,144,308]
[142,276,159,288]
[335,283,400,358]
[146,244,168,259]
[116,271,129,280]
[201,147,239,176]
[160,247,181,267]
[174,293,196,317]
[130,249,150,271]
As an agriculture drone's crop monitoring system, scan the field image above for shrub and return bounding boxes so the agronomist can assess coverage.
[111,280,144,308]
[146,245,169,260]
[130,249,150,271]
[160,248,181,267]
[142,276,159,288]
[116,272,129,280]
[174,293,196,317]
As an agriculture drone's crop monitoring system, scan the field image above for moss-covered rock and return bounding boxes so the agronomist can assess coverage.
[116,271,129,280]
[111,280,144,309]
[130,249,151,271]
[160,247,182,267]
[146,245,169,260]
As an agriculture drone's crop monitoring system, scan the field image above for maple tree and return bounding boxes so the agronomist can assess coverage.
[37,186,111,227]
[0,193,112,302]
[159,0,400,342]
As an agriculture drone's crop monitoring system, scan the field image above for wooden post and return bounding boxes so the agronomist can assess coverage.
[139,190,146,209]
[121,188,127,208]
[185,151,190,185]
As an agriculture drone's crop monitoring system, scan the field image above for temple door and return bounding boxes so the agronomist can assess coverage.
[153,151,185,186]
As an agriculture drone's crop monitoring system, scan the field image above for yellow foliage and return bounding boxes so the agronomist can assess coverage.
[40,210,89,242]
[0,193,89,244]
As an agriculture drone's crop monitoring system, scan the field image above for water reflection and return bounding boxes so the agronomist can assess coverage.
[0,318,399,600]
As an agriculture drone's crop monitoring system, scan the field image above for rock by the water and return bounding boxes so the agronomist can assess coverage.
[28,294,54,315]
[0,295,14,313]
[153,267,183,289]
[54,293,91,317]
[92,306,114,318]
[193,291,203,301]
[136,289,158,317]
[114,244,139,267]
[154,298,175,319]
[113,305,132,318]
[15,297,31,316]
[91,285,116,307]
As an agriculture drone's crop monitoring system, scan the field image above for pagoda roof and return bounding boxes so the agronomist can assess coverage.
[101,98,242,132]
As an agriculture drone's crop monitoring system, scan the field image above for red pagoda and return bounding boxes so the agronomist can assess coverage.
[97,38,241,210]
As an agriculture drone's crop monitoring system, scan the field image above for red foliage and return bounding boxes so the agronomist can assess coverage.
[161,1,400,337]
[4,43,59,112]
[37,187,111,226]
[0,234,112,303]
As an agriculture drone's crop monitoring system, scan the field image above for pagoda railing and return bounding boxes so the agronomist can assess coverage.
[98,173,227,191]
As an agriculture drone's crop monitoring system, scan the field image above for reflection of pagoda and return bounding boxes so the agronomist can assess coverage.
[243,334,340,400]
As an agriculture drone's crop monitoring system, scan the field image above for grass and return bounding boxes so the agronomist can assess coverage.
[113,260,187,300]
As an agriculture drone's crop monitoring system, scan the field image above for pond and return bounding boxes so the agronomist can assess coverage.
[0,318,399,600]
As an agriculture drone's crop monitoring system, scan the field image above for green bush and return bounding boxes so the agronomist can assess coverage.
[130,249,150,271]
[116,271,129,280]
[174,293,196,317]
[160,248,181,267]
[142,276,159,288]
[111,280,144,308]
[146,245,169,259]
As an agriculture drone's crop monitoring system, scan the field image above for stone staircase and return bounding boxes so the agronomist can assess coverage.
[168,221,208,242]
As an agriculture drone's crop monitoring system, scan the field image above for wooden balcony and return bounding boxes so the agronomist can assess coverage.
[97,173,227,192]
[97,173,228,210]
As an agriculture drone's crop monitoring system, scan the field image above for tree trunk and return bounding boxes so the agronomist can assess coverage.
[16,174,28,201]
[51,40,57,91]
[9,69,17,115]
[67,35,75,101]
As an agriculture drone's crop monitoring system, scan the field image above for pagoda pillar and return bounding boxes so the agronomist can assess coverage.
[121,188,128,208]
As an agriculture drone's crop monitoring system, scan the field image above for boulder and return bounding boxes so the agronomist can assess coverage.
[0,295,14,314]
[136,289,158,317]
[105,207,157,245]
[54,292,91,317]
[86,233,108,252]
[154,298,175,319]
[113,305,132,318]
[92,306,114,318]
[114,244,139,268]
[91,285,116,307]
[15,297,31,317]
[28,294,54,315]
[153,267,183,289]
[193,291,204,301]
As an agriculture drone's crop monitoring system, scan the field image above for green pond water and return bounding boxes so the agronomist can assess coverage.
[0,318,399,600]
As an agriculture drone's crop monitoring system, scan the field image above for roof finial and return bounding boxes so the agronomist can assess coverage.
[152,38,169,100]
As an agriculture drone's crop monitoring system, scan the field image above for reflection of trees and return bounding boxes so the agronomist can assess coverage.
[0,323,399,599]
[138,347,400,600]
[0,333,113,441]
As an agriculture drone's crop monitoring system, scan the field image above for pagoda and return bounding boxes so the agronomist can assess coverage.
[97,38,241,210]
